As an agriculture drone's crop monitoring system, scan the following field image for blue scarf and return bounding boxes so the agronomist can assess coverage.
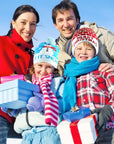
[63,56,100,113]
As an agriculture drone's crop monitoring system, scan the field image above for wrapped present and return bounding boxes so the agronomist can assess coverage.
[63,107,91,122]
[0,79,39,109]
[57,114,98,144]
[0,74,25,84]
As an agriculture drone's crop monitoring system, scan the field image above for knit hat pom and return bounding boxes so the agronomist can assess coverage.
[46,37,56,45]
[72,27,99,56]
[34,38,59,68]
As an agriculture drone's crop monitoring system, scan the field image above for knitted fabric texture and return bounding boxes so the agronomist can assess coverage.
[32,74,59,126]
[57,34,72,56]
[34,38,59,68]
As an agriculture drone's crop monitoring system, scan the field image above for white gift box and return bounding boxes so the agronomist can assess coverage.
[0,79,39,109]
[57,114,98,144]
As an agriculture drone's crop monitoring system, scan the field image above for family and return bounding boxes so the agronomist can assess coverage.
[0,0,114,144]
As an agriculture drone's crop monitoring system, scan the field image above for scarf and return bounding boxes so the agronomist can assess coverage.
[57,34,72,56]
[32,74,59,127]
[63,56,100,113]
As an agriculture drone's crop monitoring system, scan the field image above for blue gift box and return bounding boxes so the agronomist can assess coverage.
[0,79,39,109]
[63,107,91,122]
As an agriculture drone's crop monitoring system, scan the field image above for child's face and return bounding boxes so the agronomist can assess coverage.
[34,62,54,78]
[74,42,95,63]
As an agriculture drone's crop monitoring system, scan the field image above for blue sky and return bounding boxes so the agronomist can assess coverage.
[0,0,114,48]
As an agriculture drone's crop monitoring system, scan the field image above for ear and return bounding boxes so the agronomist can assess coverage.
[54,24,59,30]
[76,18,80,24]
[11,20,15,29]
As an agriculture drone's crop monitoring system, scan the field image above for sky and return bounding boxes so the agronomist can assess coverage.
[0,0,114,48]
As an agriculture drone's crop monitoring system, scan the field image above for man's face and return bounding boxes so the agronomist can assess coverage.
[54,9,79,39]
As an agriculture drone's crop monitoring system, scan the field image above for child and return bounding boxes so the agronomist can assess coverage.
[14,38,64,144]
[63,27,114,143]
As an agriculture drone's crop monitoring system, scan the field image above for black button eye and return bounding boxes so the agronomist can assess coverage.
[15,54,19,58]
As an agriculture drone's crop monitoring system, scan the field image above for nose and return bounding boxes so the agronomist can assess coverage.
[25,23,31,31]
[81,48,86,54]
[41,67,46,75]
[64,20,69,27]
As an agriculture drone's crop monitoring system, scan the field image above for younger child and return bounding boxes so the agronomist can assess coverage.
[63,27,114,144]
[14,38,64,144]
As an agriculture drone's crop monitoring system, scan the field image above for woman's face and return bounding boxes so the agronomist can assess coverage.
[12,12,37,42]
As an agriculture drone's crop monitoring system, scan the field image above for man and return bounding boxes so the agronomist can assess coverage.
[52,0,114,75]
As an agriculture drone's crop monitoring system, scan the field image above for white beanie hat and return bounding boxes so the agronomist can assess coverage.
[33,38,59,68]
[72,27,99,56]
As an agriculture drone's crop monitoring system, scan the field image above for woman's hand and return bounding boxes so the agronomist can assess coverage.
[98,63,114,72]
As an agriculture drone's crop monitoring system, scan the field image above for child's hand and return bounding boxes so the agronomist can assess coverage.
[27,93,44,112]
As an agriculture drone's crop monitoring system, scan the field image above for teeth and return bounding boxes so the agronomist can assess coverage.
[23,33,30,36]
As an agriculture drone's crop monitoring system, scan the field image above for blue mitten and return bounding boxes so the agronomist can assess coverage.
[26,93,44,112]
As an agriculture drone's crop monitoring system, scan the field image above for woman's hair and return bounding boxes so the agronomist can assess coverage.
[52,0,80,24]
[7,5,39,36]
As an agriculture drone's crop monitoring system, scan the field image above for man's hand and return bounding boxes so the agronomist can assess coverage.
[98,63,114,72]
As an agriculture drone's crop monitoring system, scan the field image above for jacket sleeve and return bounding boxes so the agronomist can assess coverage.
[56,78,65,115]
[105,30,114,60]
[58,50,71,76]
[105,72,114,109]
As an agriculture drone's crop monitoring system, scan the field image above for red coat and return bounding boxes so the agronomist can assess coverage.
[0,29,33,123]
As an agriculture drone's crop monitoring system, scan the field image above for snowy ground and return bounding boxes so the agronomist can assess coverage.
[7,138,22,144]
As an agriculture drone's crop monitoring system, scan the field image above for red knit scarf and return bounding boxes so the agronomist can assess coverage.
[32,74,59,126]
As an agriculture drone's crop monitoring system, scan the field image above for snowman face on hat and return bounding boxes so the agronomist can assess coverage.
[34,42,59,68]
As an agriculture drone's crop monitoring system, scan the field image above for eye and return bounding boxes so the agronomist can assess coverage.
[47,66,53,69]
[21,21,26,25]
[35,64,42,69]
[76,47,82,50]
[67,16,75,21]
[38,64,42,67]
[31,23,37,27]
[67,17,73,21]
[87,47,92,50]
[57,18,63,23]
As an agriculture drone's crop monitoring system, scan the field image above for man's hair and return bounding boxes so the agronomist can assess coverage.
[52,0,80,24]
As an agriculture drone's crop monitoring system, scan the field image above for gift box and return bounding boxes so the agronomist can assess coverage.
[0,79,39,109]
[0,74,25,84]
[63,107,91,122]
[57,114,98,144]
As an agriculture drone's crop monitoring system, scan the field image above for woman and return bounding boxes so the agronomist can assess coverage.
[0,5,39,144]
